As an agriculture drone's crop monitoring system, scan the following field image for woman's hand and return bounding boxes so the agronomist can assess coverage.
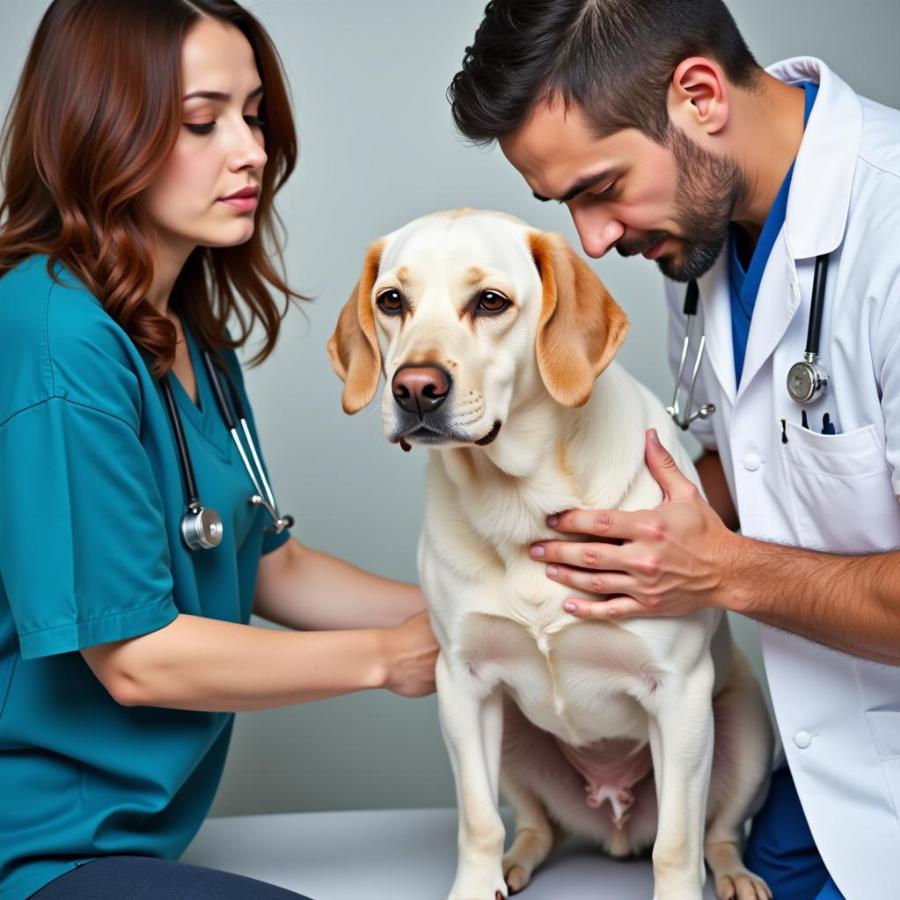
[379,610,440,697]
[531,429,740,619]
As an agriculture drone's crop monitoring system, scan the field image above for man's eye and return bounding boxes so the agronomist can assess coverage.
[592,181,617,200]
[475,291,511,316]
[376,289,404,315]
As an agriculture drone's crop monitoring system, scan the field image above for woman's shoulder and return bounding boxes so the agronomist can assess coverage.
[0,254,149,430]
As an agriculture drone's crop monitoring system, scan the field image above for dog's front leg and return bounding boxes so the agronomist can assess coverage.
[436,651,507,900]
[647,657,716,900]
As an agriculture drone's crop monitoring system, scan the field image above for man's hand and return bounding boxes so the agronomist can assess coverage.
[531,429,740,619]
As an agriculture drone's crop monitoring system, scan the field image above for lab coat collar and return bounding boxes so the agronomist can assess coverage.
[697,249,737,403]
[770,57,863,260]
[700,58,863,404]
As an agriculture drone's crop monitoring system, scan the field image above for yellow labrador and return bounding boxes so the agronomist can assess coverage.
[329,210,773,900]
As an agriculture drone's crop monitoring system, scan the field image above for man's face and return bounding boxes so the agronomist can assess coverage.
[499,99,744,282]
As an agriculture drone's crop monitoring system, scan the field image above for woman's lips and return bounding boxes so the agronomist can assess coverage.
[219,197,258,212]
[219,188,259,212]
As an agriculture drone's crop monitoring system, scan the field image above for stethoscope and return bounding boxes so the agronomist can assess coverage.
[668,253,831,430]
[159,347,294,551]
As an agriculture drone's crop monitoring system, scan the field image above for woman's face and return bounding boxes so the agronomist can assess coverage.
[144,18,268,261]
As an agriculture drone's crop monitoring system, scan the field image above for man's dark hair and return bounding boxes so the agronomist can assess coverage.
[449,0,760,145]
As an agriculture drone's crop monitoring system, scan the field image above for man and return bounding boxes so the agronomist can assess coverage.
[448,2,900,898]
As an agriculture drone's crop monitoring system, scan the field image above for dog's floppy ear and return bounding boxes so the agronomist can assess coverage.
[327,240,384,414]
[529,231,629,408]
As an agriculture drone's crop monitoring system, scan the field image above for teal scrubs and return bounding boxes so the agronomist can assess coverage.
[0,255,290,900]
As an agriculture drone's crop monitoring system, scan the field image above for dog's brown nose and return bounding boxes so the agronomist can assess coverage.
[392,365,451,415]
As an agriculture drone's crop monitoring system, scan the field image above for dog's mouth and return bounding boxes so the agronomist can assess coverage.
[390,419,503,452]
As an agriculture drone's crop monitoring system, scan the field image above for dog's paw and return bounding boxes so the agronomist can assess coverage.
[503,864,529,894]
[501,827,553,893]
[447,866,509,900]
[714,870,772,900]
[447,875,509,900]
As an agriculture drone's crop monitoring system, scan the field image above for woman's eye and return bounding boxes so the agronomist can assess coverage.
[475,291,510,315]
[376,290,404,315]
[185,122,215,135]
[245,115,266,130]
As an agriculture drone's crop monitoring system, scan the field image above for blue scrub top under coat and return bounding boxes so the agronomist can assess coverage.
[0,255,290,900]
[730,81,819,385]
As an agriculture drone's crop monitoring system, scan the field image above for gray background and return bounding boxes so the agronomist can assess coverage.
[1,0,898,816]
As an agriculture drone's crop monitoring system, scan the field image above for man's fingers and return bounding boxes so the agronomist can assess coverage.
[645,428,698,503]
[544,565,633,596]
[563,596,649,620]
[545,508,638,540]
[531,540,627,570]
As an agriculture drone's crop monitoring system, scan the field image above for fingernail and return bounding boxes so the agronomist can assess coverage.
[547,565,558,576]
[649,428,660,445]
[564,600,577,612]
[530,544,545,558]
[547,515,559,526]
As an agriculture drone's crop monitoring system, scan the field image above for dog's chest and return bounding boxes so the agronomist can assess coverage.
[454,595,658,746]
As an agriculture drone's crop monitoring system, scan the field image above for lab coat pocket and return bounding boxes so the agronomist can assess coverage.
[781,422,900,551]
[867,707,900,818]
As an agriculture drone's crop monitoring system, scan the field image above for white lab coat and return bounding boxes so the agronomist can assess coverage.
[664,58,900,899]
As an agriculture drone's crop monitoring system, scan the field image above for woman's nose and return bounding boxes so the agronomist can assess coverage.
[231,123,268,172]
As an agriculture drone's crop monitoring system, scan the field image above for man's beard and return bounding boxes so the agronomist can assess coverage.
[616,126,745,283]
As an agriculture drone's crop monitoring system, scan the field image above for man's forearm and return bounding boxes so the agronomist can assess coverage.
[720,536,900,665]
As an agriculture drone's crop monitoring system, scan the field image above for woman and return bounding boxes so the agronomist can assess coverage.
[0,1,438,897]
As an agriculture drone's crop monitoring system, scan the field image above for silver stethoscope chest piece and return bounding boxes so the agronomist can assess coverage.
[787,356,828,404]
[786,254,830,404]
[160,335,293,552]
[181,504,224,551]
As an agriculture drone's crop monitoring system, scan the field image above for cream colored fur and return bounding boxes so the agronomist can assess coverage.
[329,210,774,900]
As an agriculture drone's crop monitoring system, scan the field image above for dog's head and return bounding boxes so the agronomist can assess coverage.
[328,210,628,449]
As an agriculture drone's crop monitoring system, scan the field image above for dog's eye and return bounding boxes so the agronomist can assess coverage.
[475,291,510,316]
[376,289,404,315]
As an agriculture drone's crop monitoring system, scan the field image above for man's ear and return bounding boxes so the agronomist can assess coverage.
[529,231,629,407]
[327,240,384,414]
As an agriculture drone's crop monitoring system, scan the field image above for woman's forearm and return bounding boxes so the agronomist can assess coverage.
[253,540,426,631]
[82,613,389,712]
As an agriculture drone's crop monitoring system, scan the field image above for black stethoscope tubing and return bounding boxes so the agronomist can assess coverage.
[160,344,293,552]
[673,251,831,427]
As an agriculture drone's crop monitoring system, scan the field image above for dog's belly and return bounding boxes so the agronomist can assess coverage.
[457,606,658,748]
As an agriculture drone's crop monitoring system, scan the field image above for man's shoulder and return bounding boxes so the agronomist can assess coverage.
[857,96,900,181]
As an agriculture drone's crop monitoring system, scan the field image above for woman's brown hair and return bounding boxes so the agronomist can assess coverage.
[0,0,303,374]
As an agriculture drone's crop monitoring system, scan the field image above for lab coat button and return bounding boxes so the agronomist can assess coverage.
[743,453,762,472]
[794,730,813,750]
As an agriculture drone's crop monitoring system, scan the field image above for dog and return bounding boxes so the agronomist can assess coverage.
[328,210,774,900]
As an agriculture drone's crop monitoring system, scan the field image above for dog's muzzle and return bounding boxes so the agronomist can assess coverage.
[389,363,502,449]
[391,364,452,416]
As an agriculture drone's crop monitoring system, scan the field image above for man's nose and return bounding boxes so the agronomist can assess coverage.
[570,206,625,258]
[391,365,452,416]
